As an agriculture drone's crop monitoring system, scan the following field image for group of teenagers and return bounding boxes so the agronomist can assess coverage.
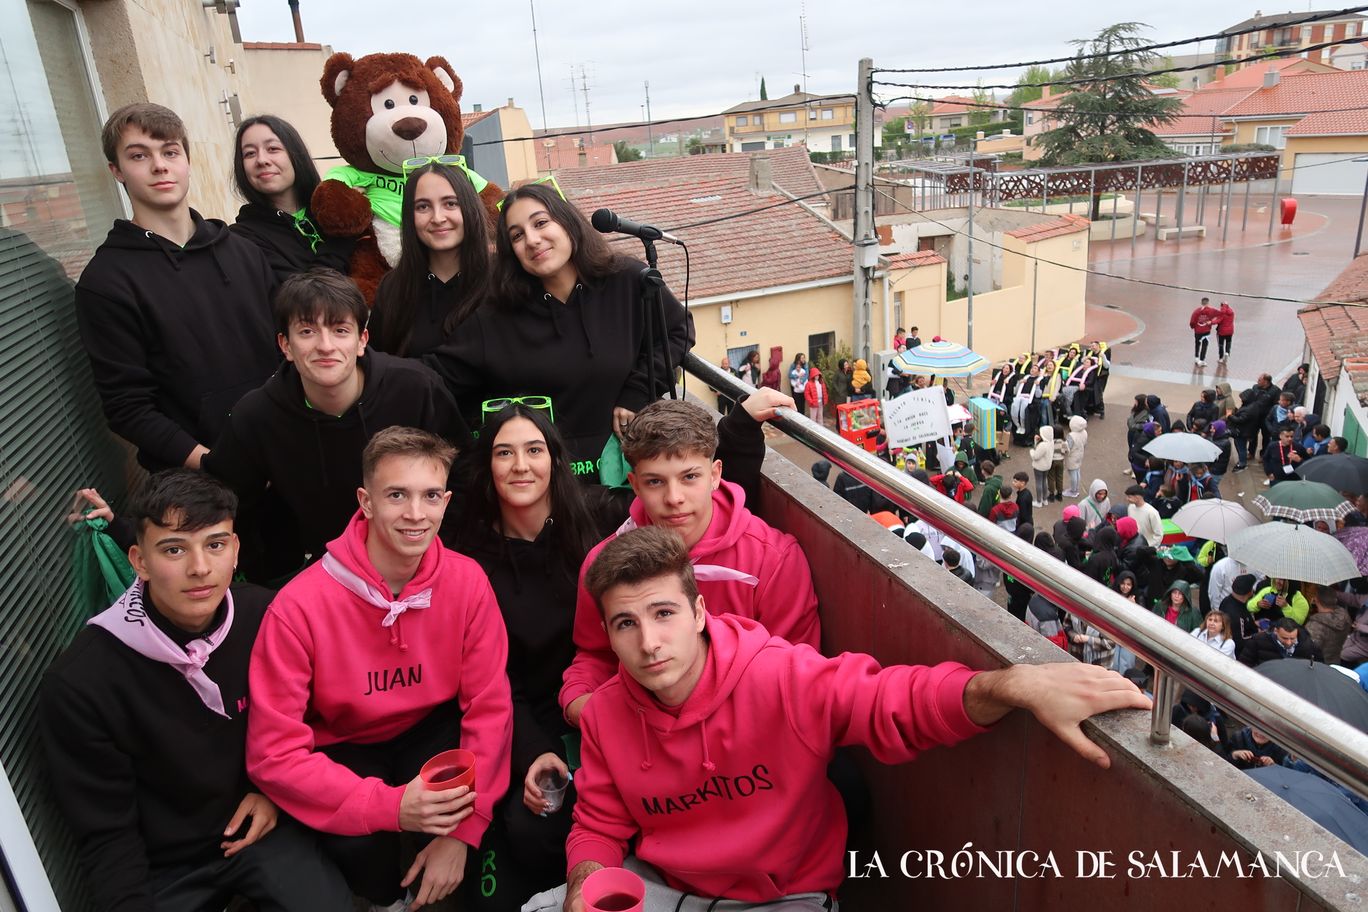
[986,340,1111,446]
[46,100,1154,912]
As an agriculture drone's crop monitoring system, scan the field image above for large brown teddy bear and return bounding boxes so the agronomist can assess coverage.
[311,52,504,303]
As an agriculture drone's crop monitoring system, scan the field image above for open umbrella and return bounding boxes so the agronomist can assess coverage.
[1160,519,1194,547]
[1296,453,1368,494]
[947,403,972,423]
[1256,659,1368,733]
[1142,432,1220,464]
[1227,523,1361,586]
[1172,499,1262,545]
[1246,766,1368,855]
[891,340,989,377]
[1252,480,1354,525]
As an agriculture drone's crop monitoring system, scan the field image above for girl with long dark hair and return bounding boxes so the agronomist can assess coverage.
[369,162,493,357]
[230,114,352,282]
[428,183,694,475]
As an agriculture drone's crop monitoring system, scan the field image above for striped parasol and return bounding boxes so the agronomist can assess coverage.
[891,340,990,377]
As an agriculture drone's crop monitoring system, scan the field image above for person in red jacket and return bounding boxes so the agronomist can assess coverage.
[804,365,828,424]
[246,427,513,910]
[528,527,1149,912]
[1215,301,1235,364]
[559,400,819,727]
[1189,297,1219,368]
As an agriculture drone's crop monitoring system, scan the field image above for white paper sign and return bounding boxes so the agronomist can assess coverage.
[883,387,952,449]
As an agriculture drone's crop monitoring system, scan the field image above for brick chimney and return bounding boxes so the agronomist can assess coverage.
[748,154,773,193]
[794,83,801,94]
[1041,86,1052,101]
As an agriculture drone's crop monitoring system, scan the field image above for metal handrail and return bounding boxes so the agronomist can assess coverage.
[687,353,1368,800]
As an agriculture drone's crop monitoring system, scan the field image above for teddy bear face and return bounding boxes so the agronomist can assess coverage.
[364,79,449,174]
[322,52,467,177]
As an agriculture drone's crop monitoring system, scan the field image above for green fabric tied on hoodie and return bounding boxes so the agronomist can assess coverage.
[323,158,490,227]
[73,517,135,618]
[598,434,633,488]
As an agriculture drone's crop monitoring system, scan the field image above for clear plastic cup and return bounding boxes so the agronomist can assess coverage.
[537,769,570,816]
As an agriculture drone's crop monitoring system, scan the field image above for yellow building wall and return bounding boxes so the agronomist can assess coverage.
[879,261,946,349]
[1283,134,1368,175]
[242,45,339,166]
[495,106,539,185]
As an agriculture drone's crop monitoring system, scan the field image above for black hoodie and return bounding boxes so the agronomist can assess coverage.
[75,211,279,470]
[426,261,695,466]
[203,350,467,567]
[40,584,271,911]
[229,202,354,285]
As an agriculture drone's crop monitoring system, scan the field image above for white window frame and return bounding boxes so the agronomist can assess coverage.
[821,108,834,120]
[778,111,797,124]
[736,115,748,126]
[1255,125,1288,149]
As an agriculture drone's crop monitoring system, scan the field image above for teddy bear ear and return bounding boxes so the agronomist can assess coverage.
[424,56,462,100]
[321,52,355,107]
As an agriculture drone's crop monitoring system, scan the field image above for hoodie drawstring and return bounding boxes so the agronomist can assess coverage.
[637,708,653,770]
[699,716,716,772]
[389,615,409,652]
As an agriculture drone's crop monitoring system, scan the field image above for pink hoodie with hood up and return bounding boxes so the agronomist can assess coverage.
[246,511,513,845]
[567,613,987,900]
[559,480,819,715]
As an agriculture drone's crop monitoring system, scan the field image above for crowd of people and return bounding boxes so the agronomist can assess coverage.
[812,336,1368,797]
[47,102,1157,912]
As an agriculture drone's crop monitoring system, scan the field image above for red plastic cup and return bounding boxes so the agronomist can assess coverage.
[419,748,475,791]
[582,867,644,912]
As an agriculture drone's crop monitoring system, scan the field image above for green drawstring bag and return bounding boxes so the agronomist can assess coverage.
[597,434,633,489]
[73,516,134,617]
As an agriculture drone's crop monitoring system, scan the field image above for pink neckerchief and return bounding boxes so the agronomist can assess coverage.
[88,581,235,718]
[321,552,432,627]
[613,516,759,586]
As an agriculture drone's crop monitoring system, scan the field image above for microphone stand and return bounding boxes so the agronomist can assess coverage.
[637,238,677,400]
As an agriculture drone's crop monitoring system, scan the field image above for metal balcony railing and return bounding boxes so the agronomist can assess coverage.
[685,353,1368,801]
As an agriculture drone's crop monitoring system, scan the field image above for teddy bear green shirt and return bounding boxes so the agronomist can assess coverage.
[323,157,489,227]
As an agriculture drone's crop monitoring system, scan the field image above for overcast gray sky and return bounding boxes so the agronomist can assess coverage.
[236,1,1301,128]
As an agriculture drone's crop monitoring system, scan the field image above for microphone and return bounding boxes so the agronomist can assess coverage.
[591,208,683,246]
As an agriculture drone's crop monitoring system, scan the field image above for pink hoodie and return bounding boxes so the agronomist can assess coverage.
[559,480,819,715]
[567,614,986,900]
[246,511,512,845]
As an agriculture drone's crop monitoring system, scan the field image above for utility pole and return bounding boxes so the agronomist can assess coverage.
[529,0,548,132]
[569,67,580,128]
[853,57,876,361]
[645,81,654,159]
[799,5,811,147]
[966,137,976,354]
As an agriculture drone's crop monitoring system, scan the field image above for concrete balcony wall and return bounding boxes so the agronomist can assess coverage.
[750,448,1367,910]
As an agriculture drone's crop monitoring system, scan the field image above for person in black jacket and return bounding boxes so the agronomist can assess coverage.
[1186,389,1219,427]
[77,103,279,472]
[450,390,787,908]
[229,114,353,284]
[203,269,467,578]
[369,161,493,358]
[428,183,694,477]
[40,470,350,912]
[1238,617,1324,666]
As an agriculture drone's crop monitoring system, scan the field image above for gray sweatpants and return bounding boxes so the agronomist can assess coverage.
[521,856,837,912]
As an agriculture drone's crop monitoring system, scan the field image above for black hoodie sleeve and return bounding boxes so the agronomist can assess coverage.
[75,286,201,468]
[615,285,695,413]
[715,394,767,508]
[201,404,269,508]
[40,672,154,912]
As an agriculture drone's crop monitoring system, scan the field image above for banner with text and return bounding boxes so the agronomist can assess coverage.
[883,387,952,449]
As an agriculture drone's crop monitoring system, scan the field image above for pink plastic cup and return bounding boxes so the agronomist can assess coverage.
[582,867,645,912]
[419,748,475,791]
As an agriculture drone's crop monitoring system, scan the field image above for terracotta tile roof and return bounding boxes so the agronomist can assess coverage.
[243,41,325,50]
[553,144,824,200]
[1005,214,1091,242]
[1298,256,1368,391]
[558,171,852,299]
[1286,109,1368,136]
[462,110,496,129]
[1221,70,1368,127]
[1201,58,1335,91]
[534,136,617,170]
[1022,93,1067,110]
[1149,87,1255,136]
[885,250,946,269]
[929,95,980,116]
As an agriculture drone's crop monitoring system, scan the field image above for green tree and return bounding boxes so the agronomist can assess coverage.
[613,140,643,162]
[760,76,768,100]
[686,135,706,155]
[969,82,993,126]
[1005,65,1053,108]
[1150,56,1182,90]
[1037,21,1183,218]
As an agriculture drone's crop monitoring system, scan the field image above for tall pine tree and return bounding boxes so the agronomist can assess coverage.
[760,76,768,100]
[1038,22,1183,217]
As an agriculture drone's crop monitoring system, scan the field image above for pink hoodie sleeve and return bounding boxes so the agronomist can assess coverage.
[564,704,634,874]
[779,647,989,762]
[753,535,821,650]
[559,541,616,718]
[247,610,405,835]
[449,574,514,847]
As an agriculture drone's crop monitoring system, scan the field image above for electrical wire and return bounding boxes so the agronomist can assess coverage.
[870,7,1368,73]
[871,35,1367,92]
[875,94,1368,121]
